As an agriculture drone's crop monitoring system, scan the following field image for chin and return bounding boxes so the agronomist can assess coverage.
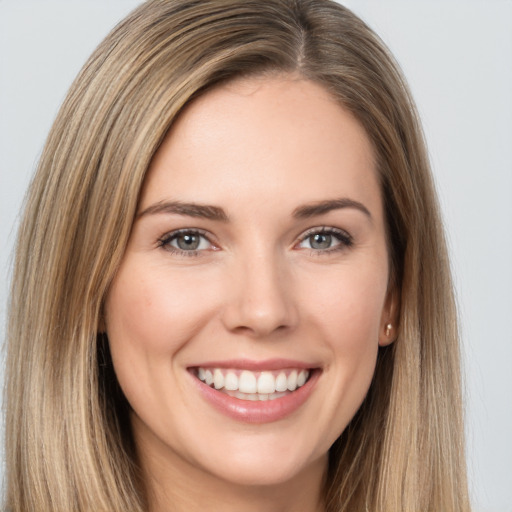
[190,428,329,489]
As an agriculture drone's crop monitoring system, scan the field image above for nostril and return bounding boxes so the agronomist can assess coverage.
[230,322,292,338]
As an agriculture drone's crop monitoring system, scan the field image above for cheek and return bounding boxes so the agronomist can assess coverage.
[105,261,219,356]
[288,264,387,452]
[103,260,223,421]
[304,262,388,349]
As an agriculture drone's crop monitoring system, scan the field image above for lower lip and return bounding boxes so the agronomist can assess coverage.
[189,370,320,424]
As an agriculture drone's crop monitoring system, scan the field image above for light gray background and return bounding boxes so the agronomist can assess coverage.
[1,1,511,510]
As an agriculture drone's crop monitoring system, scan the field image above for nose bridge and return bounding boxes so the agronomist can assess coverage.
[221,245,297,337]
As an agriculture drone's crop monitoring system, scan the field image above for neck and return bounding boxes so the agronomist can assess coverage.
[148,467,327,512]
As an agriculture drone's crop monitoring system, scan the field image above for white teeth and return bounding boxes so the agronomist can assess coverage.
[287,370,298,391]
[224,371,238,391]
[239,370,257,394]
[195,367,311,399]
[213,369,224,390]
[257,371,275,394]
[275,372,288,392]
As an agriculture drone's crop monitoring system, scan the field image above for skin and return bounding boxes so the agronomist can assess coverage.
[105,75,397,512]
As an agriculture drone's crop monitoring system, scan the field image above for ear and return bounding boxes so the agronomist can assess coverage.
[378,286,399,346]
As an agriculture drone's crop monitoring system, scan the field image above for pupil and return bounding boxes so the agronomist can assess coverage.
[177,234,199,250]
[311,233,331,249]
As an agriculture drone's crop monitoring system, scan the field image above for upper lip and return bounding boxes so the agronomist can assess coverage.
[188,358,318,372]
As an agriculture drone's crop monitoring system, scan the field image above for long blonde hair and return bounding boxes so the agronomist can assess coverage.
[5,1,470,510]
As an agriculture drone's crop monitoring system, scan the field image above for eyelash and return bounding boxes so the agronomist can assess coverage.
[295,226,353,255]
[157,226,353,257]
[157,228,214,257]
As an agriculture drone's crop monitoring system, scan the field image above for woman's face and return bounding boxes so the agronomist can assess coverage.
[105,76,395,492]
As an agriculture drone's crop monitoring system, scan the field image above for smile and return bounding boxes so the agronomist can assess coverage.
[195,367,311,401]
[188,360,320,423]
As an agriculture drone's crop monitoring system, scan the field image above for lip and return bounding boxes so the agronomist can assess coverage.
[190,358,315,371]
[187,359,321,424]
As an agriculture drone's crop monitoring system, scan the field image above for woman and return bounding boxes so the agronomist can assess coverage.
[4,1,471,510]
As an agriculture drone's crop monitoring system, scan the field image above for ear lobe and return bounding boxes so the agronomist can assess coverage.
[378,287,399,346]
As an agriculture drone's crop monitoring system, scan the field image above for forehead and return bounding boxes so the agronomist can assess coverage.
[140,75,380,218]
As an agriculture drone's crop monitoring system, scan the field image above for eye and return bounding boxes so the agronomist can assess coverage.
[158,229,214,254]
[297,227,352,253]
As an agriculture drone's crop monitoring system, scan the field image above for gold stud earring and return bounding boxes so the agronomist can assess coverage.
[385,323,392,337]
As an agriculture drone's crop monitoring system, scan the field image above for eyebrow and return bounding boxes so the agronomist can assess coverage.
[137,201,229,222]
[137,197,371,222]
[292,198,372,220]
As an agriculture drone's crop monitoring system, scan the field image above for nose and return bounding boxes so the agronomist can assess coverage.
[220,250,298,338]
